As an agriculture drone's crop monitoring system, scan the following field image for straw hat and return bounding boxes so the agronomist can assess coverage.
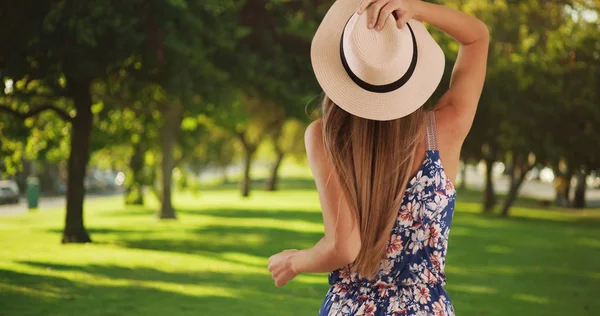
[311,0,445,121]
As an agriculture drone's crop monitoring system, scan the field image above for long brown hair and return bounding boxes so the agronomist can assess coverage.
[321,96,426,278]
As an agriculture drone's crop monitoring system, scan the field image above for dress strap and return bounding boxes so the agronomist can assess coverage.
[426,111,438,151]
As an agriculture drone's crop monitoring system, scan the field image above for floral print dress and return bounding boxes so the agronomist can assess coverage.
[319,112,456,316]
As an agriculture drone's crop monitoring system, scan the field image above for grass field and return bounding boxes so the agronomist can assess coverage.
[1,173,600,315]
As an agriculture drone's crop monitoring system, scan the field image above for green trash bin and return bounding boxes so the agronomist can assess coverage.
[26,177,40,210]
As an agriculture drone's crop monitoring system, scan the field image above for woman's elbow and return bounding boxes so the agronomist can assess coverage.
[331,238,360,266]
[339,246,360,266]
[478,21,490,43]
[464,20,489,46]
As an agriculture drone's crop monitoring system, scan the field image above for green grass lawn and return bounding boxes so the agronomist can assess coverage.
[1,175,600,315]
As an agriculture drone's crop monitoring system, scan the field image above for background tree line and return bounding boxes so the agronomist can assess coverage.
[1,0,599,244]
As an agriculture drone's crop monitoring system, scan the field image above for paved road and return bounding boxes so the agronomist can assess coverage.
[1,168,598,216]
[0,193,122,216]
[460,166,600,207]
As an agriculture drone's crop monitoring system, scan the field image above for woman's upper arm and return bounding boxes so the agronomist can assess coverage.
[304,120,361,260]
[437,24,489,140]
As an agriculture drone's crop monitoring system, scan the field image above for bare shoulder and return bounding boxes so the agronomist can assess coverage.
[305,119,330,173]
[305,119,324,155]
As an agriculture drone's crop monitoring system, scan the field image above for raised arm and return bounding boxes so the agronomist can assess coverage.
[415,1,489,137]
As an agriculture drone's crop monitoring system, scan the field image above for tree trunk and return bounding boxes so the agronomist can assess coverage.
[62,84,93,244]
[240,145,256,197]
[500,161,532,217]
[266,151,285,191]
[563,171,572,204]
[237,131,258,198]
[240,149,254,197]
[459,161,467,190]
[125,141,145,206]
[573,170,587,209]
[157,103,183,219]
[483,157,496,213]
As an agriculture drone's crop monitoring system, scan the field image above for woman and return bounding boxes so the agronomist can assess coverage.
[268,0,488,314]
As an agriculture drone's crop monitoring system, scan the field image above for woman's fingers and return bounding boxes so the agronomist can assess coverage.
[398,15,411,28]
[395,10,410,28]
[367,0,388,29]
[273,271,293,287]
[268,249,298,287]
[268,253,275,264]
[357,0,375,15]
[375,2,394,30]
[366,1,378,29]
[395,10,405,28]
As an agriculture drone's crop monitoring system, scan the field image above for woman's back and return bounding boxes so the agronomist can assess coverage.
[320,112,456,315]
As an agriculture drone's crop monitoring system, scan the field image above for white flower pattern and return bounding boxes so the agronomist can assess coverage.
[319,150,456,316]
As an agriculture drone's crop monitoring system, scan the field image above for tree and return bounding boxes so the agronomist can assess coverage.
[549,18,600,208]
[0,0,144,242]
[133,0,242,218]
[219,0,323,197]
[443,0,588,216]
[211,95,284,197]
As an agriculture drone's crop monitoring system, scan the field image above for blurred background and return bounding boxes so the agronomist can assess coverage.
[0,0,599,315]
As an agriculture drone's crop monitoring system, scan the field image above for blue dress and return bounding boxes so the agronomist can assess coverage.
[319,113,456,316]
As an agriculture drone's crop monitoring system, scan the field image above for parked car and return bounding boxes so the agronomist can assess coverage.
[0,180,20,204]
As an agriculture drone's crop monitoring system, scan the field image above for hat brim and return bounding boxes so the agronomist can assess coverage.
[311,0,445,121]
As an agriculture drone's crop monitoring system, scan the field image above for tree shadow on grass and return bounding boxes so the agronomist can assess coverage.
[180,208,324,223]
[27,211,600,316]
[450,210,600,257]
[118,225,322,259]
[444,210,600,315]
[8,257,597,316]
[98,203,324,221]
[0,267,323,316]
[30,189,600,316]
[14,261,319,295]
[44,227,156,235]
[41,214,323,262]
[502,213,600,230]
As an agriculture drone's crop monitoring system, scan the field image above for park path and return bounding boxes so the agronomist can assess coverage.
[1,169,598,217]
[460,166,600,207]
[0,192,122,216]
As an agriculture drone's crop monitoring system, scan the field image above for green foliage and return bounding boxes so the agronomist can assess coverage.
[456,0,600,172]
[2,0,599,211]
[181,116,237,174]
[0,113,29,175]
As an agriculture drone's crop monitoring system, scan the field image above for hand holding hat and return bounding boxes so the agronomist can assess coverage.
[311,0,445,121]
[357,0,421,31]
